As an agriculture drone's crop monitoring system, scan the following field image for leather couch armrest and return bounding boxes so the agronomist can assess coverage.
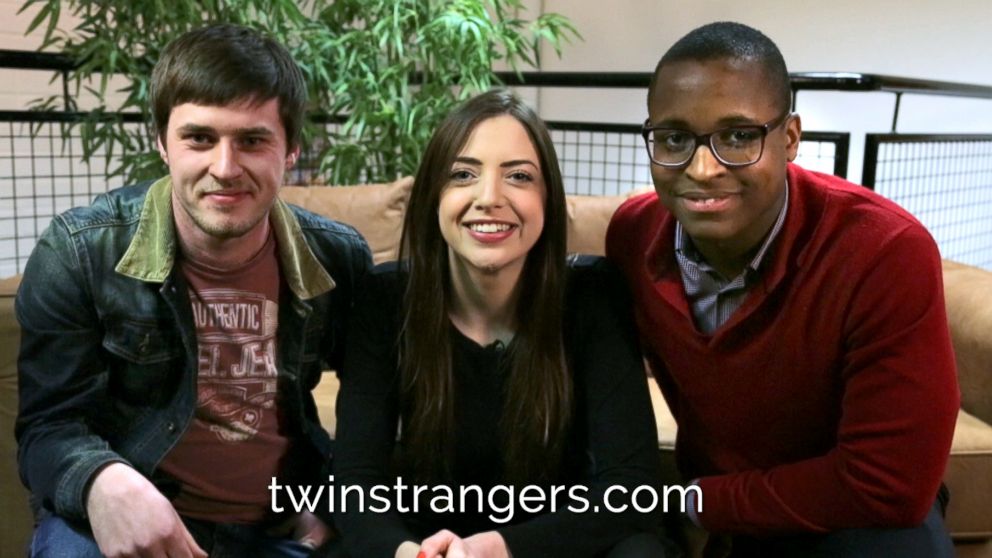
[942,260,992,425]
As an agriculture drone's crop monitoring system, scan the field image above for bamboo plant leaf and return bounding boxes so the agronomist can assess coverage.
[19,0,579,184]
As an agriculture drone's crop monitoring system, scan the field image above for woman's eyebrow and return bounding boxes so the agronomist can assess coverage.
[500,159,538,168]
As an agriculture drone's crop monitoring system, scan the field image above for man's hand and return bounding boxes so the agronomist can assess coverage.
[418,529,459,558]
[419,529,509,558]
[85,462,207,558]
[266,510,333,549]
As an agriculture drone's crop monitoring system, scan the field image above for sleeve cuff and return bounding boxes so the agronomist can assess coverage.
[57,452,131,521]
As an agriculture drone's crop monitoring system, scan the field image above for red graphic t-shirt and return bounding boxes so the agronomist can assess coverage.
[158,232,302,523]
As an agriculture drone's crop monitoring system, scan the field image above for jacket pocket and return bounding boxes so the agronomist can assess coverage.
[102,319,184,404]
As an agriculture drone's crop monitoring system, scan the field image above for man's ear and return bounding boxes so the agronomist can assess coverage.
[784,113,802,162]
[157,135,169,165]
[285,145,301,170]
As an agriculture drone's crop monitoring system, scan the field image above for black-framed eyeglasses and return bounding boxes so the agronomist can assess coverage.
[641,111,792,168]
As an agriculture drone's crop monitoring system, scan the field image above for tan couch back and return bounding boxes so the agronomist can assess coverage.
[280,179,414,265]
[279,179,644,263]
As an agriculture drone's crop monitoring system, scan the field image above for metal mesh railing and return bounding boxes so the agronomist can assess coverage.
[798,132,849,178]
[2,54,989,273]
[549,123,653,196]
[864,134,992,269]
[0,120,128,277]
[0,114,854,276]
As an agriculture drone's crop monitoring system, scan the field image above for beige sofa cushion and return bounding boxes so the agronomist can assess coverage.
[314,372,340,438]
[1,275,33,555]
[565,194,628,256]
[564,188,653,256]
[280,178,414,265]
[647,374,677,450]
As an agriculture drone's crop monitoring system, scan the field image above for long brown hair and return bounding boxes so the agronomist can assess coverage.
[399,90,570,484]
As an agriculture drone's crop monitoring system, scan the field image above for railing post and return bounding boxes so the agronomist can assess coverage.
[61,70,71,111]
[862,134,880,189]
[891,92,902,133]
[833,133,850,179]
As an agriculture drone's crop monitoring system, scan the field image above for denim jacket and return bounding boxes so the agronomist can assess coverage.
[15,177,371,522]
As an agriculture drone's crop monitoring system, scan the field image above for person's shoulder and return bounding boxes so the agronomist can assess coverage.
[567,254,619,277]
[611,190,662,226]
[365,260,408,294]
[606,190,667,261]
[285,203,367,243]
[57,180,156,233]
[284,203,372,271]
[794,164,928,236]
[791,164,939,267]
[566,255,628,304]
[562,256,637,356]
[351,261,407,324]
[369,260,407,280]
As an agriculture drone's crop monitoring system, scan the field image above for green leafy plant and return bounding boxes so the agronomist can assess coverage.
[21,0,579,185]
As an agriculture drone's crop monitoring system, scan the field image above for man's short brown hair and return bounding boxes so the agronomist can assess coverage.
[150,23,307,150]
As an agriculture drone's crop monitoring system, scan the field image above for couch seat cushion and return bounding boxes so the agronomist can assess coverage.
[314,372,340,438]
[945,409,992,539]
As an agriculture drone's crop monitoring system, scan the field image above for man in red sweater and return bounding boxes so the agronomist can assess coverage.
[606,21,959,556]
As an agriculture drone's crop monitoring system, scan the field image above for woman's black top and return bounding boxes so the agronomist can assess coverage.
[333,256,661,557]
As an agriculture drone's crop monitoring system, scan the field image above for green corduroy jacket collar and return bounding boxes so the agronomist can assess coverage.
[114,176,335,300]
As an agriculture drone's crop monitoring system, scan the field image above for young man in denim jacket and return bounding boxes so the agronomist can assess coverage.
[16,24,370,557]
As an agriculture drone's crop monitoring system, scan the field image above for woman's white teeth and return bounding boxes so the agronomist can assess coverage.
[469,223,512,233]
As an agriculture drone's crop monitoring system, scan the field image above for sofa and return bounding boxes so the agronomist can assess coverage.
[2,177,991,557]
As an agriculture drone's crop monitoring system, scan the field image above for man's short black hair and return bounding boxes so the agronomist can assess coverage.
[150,23,307,150]
[649,21,792,113]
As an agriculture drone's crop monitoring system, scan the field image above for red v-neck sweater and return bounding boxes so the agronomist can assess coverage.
[607,163,959,535]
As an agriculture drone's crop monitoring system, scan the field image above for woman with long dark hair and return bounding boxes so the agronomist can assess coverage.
[333,90,667,558]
